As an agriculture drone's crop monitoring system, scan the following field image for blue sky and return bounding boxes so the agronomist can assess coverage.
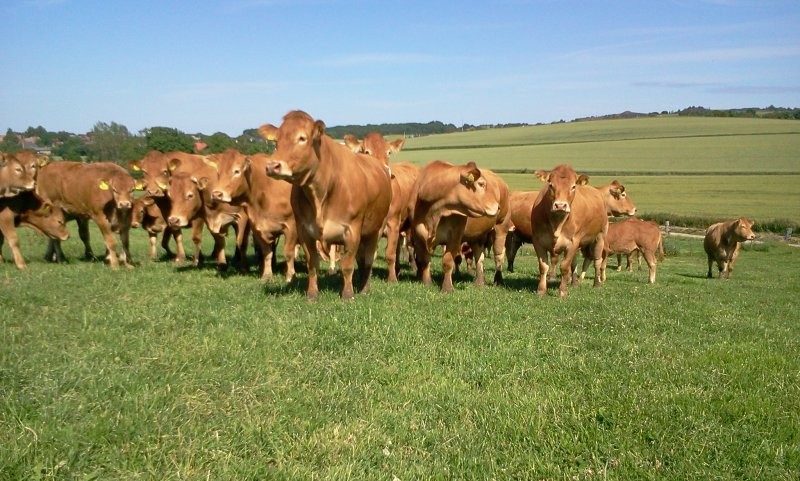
[2,0,798,136]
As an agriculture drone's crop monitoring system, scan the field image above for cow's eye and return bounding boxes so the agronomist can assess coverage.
[297,135,307,144]
[364,149,372,156]
[233,169,241,176]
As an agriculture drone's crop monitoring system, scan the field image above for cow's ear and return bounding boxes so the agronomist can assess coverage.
[195,177,209,190]
[128,160,141,172]
[242,156,251,172]
[577,174,590,185]
[312,120,326,140]
[37,155,49,167]
[534,170,549,183]
[461,162,481,185]
[202,156,218,169]
[40,202,53,215]
[258,124,278,141]
[389,138,405,154]
[168,157,182,172]
[98,180,110,191]
[343,135,362,153]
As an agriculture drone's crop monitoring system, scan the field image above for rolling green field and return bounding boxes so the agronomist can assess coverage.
[396,117,800,226]
[2,116,800,480]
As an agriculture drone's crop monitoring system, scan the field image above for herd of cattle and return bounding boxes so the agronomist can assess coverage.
[1,110,758,298]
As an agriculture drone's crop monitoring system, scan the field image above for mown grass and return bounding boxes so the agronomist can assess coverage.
[2,225,799,480]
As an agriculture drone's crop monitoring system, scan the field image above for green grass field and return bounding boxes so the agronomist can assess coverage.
[2,117,800,480]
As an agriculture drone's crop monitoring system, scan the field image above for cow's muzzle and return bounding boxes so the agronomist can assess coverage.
[551,201,571,213]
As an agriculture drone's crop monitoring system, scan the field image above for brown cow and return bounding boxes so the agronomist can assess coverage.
[209,149,298,282]
[704,217,756,279]
[36,161,138,269]
[460,169,511,286]
[0,152,37,198]
[131,196,169,260]
[596,217,664,283]
[409,160,501,293]
[258,110,392,300]
[344,132,419,281]
[530,164,608,297]
[0,191,69,269]
[597,180,637,217]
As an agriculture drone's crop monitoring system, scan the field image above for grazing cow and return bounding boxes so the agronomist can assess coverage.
[36,161,138,269]
[344,132,419,281]
[258,111,392,300]
[597,217,664,283]
[131,196,169,260]
[530,164,608,297]
[460,169,511,286]
[409,160,501,293]
[0,191,69,269]
[704,217,756,279]
[0,152,37,198]
[209,149,298,282]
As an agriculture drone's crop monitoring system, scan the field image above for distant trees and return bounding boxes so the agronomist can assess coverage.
[143,127,195,153]
[0,128,21,153]
[87,121,145,163]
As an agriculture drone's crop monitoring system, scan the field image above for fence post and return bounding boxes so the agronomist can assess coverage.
[786,228,793,242]
[664,220,670,237]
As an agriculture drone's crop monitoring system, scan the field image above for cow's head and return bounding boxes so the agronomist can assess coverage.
[733,217,757,241]
[166,172,206,227]
[0,153,36,197]
[603,180,637,216]
[536,164,583,215]
[210,149,250,203]
[99,174,138,210]
[343,132,405,165]
[131,196,155,229]
[130,151,172,197]
[258,110,325,185]
[437,162,501,218]
[22,200,69,241]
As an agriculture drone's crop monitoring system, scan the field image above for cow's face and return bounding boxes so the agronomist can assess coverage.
[734,218,756,241]
[604,181,637,216]
[345,133,405,165]
[456,162,500,217]
[537,164,581,214]
[25,203,69,241]
[99,176,137,210]
[131,196,155,228]
[0,154,36,197]
[211,149,249,203]
[166,172,205,227]
[14,150,47,182]
[258,110,325,185]
[130,151,170,197]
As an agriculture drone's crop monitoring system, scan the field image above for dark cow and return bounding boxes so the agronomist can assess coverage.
[209,149,298,282]
[0,191,69,269]
[704,217,756,279]
[408,160,501,293]
[258,110,392,300]
[530,164,608,297]
[36,161,138,269]
[344,132,419,281]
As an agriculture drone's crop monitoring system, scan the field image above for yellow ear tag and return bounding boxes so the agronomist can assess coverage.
[266,134,277,141]
[98,180,110,191]
[467,173,475,183]
[157,181,168,190]
[135,180,144,190]
[131,164,141,172]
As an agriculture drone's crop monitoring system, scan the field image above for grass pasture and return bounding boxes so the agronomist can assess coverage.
[2,116,800,480]
[1,225,799,480]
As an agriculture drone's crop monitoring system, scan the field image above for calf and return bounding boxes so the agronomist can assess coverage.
[0,191,69,269]
[344,132,419,281]
[36,161,138,269]
[131,196,169,260]
[209,149,298,282]
[258,110,392,300]
[409,160,501,293]
[704,217,756,279]
[530,164,607,297]
[597,217,664,283]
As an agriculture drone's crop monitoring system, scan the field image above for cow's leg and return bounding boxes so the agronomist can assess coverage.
[303,239,320,301]
[707,255,714,278]
[76,217,94,260]
[234,215,250,274]
[590,237,604,287]
[505,232,520,273]
[727,244,742,279]
[119,226,134,269]
[492,229,507,286]
[92,217,120,269]
[411,230,433,287]
[254,232,275,282]
[211,231,228,271]
[441,238,461,293]
[282,228,298,284]
[533,244,551,296]
[642,249,657,284]
[339,234,361,300]
[172,228,187,263]
[616,253,624,271]
[560,246,581,297]
[160,230,174,258]
[357,233,380,294]
[384,218,401,283]
[469,241,486,287]
[0,212,26,270]
[600,251,609,283]
[189,219,204,266]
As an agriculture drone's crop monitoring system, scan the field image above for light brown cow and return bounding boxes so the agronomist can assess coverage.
[131,196,168,260]
[209,149,298,282]
[530,164,608,297]
[0,191,69,269]
[597,217,664,283]
[258,110,392,300]
[704,217,756,279]
[0,152,37,198]
[460,169,511,286]
[408,160,501,293]
[344,132,419,281]
[597,180,637,217]
[36,161,138,269]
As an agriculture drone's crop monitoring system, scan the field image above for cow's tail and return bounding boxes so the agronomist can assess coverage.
[657,235,665,262]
